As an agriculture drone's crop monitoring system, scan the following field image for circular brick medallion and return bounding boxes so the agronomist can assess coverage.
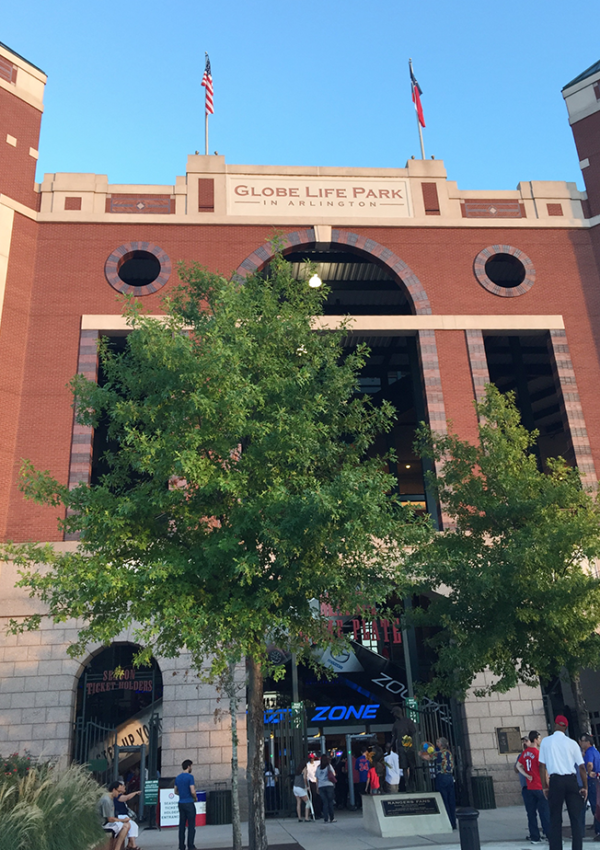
[105,242,171,295]
[473,245,535,297]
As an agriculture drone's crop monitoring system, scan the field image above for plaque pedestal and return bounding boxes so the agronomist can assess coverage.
[362,792,452,838]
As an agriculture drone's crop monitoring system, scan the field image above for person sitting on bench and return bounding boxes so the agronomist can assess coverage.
[114,781,142,849]
[98,781,131,850]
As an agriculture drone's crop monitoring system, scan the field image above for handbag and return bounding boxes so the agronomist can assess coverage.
[328,768,337,785]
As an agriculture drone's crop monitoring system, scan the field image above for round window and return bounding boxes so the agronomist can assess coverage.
[474,246,535,297]
[105,242,171,295]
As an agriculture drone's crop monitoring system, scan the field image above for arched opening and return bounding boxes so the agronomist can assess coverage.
[262,244,429,506]
[73,642,163,787]
[285,247,413,316]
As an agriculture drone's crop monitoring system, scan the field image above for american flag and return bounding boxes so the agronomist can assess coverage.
[202,53,214,115]
[409,61,425,128]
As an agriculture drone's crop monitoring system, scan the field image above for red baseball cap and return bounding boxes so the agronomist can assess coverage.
[555,715,569,727]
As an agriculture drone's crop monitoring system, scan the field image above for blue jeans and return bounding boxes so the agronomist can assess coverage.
[581,776,600,834]
[436,773,456,829]
[178,801,196,850]
[320,785,335,822]
[523,788,550,841]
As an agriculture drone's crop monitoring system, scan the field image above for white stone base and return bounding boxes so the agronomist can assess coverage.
[361,791,452,838]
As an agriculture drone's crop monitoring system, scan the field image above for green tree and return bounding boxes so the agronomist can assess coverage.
[410,384,600,717]
[4,252,424,850]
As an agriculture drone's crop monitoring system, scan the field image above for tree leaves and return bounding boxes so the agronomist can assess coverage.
[4,252,427,678]
[410,385,600,698]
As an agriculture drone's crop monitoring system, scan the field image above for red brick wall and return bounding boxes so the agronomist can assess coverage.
[0,87,42,209]
[4,221,600,541]
[435,331,479,443]
[571,110,600,218]
[0,213,39,537]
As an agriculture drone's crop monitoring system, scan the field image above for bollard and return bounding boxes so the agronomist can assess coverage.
[456,807,480,850]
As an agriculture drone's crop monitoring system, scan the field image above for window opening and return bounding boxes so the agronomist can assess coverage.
[484,253,526,288]
[118,251,162,287]
[484,332,574,470]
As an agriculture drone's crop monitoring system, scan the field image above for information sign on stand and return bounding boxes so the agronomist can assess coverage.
[145,780,159,805]
[159,789,206,828]
[291,701,303,729]
[405,697,419,724]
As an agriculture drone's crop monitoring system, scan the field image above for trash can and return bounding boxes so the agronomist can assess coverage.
[207,788,232,824]
[471,774,496,809]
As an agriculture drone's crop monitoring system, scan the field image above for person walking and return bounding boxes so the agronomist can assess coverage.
[516,736,531,835]
[334,753,349,808]
[306,754,322,819]
[517,731,551,845]
[365,759,381,795]
[580,734,600,839]
[174,759,198,850]
[539,715,587,850]
[316,754,337,824]
[293,759,312,822]
[384,742,402,793]
[420,737,456,830]
[353,745,369,808]
[264,761,279,815]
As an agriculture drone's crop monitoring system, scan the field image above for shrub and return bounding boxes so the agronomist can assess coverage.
[0,752,33,784]
[0,759,105,850]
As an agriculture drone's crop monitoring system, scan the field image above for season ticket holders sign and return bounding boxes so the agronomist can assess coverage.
[227,176,412,218]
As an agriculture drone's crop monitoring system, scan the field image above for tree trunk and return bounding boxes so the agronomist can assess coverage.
[227,661,243,850]
[570,671,591,737]
[247,655,267,850]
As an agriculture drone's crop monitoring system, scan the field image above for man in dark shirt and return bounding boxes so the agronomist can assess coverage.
[175,759,198,850]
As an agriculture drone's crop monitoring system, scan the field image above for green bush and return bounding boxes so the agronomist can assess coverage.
[0,759,106,850]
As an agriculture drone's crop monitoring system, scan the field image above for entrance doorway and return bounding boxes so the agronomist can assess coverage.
[73,642,163,789]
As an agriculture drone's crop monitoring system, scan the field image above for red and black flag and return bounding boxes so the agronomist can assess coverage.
[409,60,425,128]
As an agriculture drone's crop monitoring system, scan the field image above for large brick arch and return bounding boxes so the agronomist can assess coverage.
[233,227,432,315]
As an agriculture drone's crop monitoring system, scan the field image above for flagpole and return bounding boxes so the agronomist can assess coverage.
[409,58,426,159]
[417,115,425,160]
[202,52,213,156]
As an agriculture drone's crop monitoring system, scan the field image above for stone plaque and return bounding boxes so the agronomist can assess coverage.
[382,796,440,817]
[227,176,412,218]
[496,726,522,754]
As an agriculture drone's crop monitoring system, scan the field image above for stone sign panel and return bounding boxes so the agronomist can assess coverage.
[382,796,440,817]
[227,176,411,218]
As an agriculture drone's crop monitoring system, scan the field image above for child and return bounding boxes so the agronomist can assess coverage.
[365,761,381,795]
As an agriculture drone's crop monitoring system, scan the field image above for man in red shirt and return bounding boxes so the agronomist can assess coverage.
[518,731,551,845]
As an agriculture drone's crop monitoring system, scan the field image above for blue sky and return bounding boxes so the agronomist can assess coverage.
[4,0,600,190]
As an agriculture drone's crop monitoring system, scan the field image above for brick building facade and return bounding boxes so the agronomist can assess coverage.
[2,42,600,806]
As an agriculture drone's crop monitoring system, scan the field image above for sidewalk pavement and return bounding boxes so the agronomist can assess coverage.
[135,804,594,850]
